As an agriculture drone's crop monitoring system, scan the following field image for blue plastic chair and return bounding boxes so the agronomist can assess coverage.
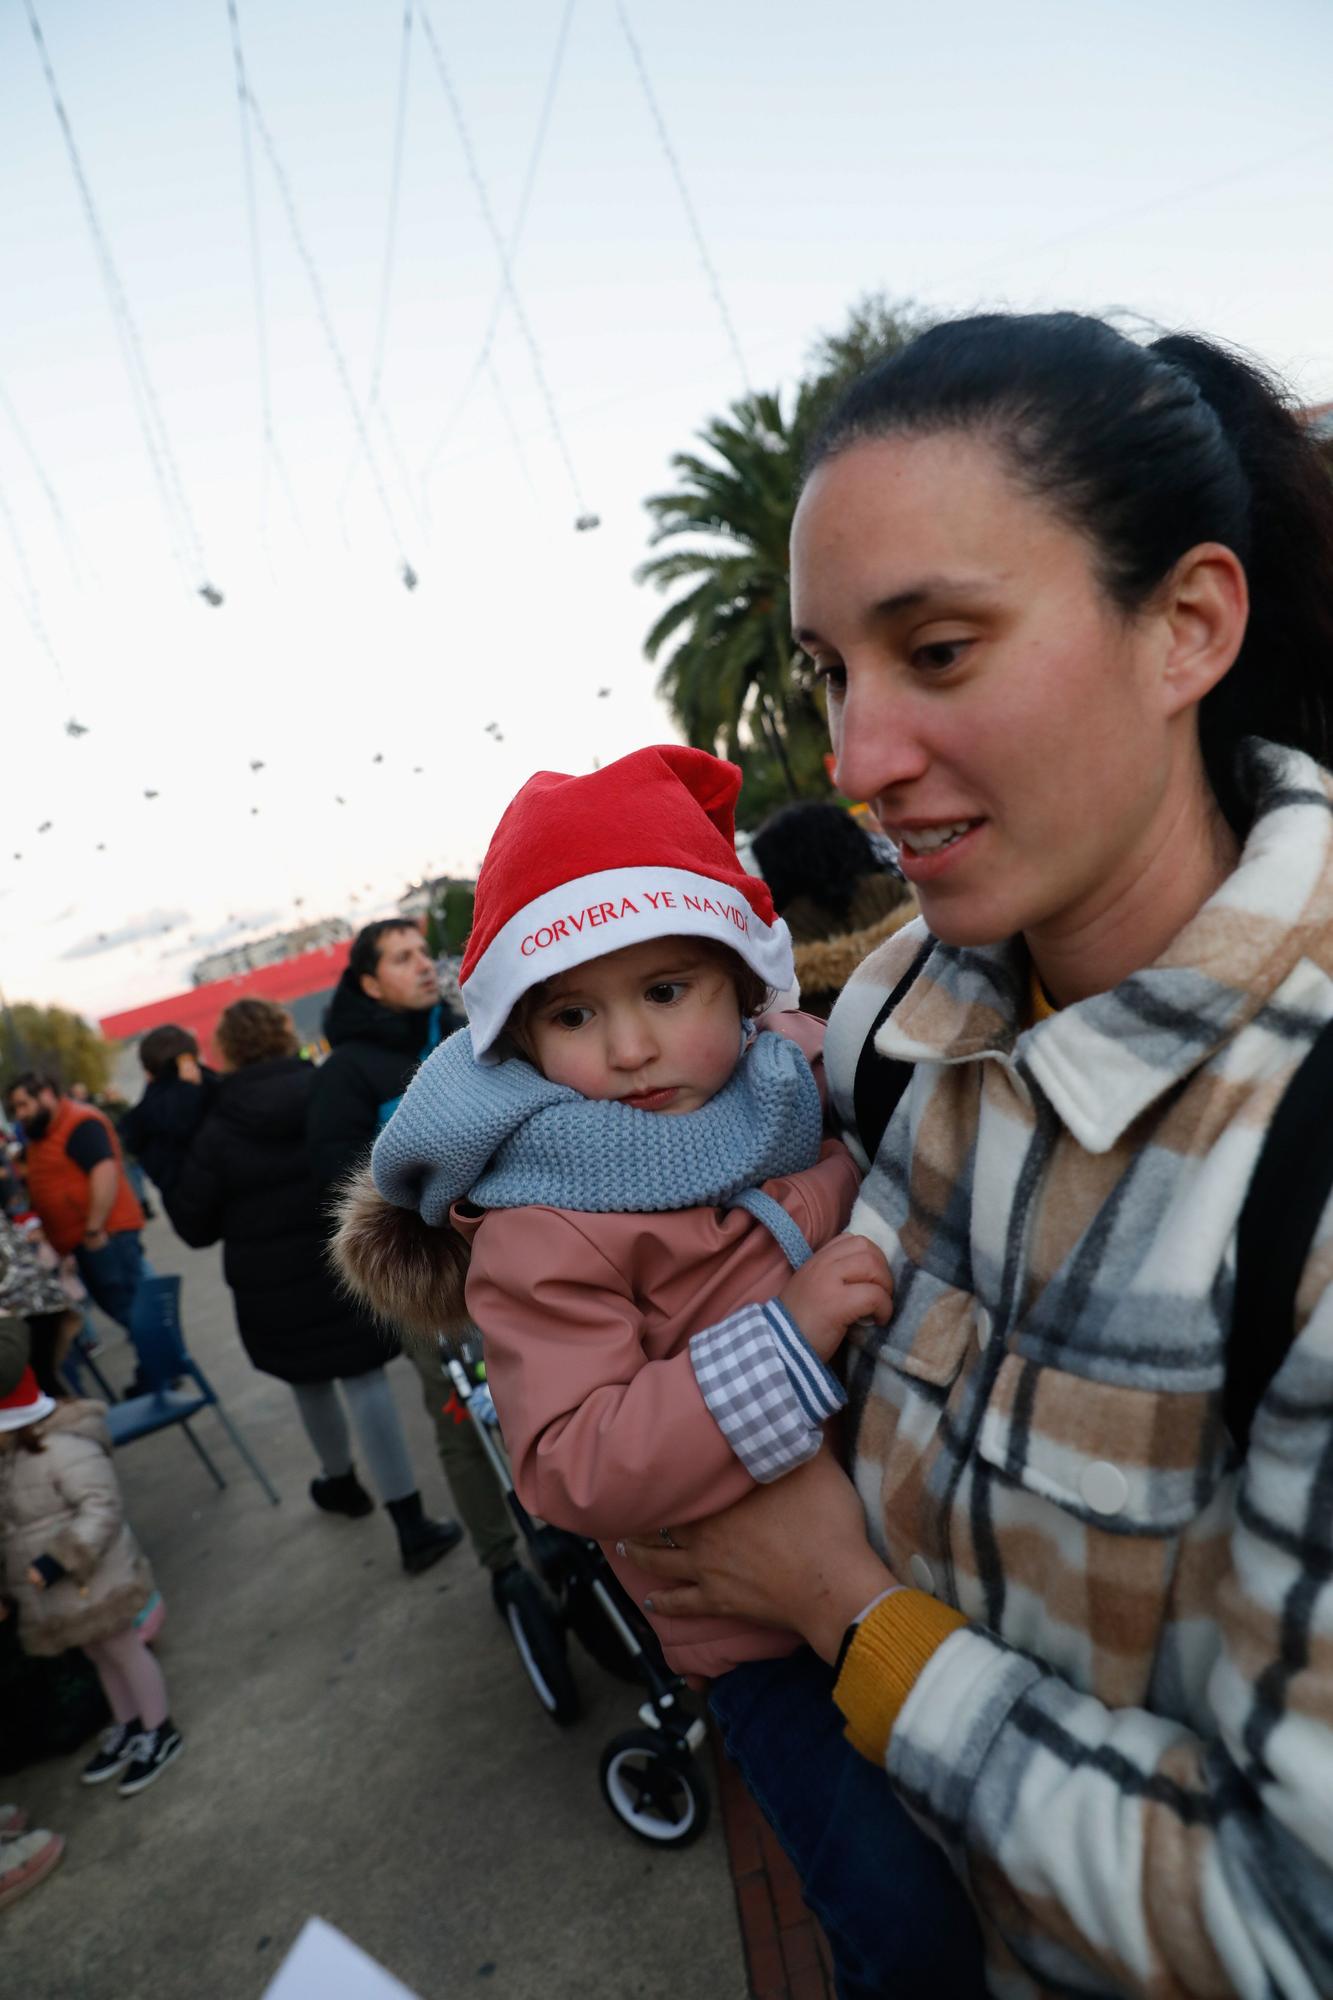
[60,1317,119,1403]
[105,1275,280,1505]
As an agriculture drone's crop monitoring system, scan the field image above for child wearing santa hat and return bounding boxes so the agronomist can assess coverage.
[336,743,891,1682]
[0,1366,183,1795]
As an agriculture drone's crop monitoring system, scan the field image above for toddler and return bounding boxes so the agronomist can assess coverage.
[337,744,890,1678]
[0,1364,183,1795]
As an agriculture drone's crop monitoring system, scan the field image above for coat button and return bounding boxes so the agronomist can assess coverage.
[1080,1461,1129,1516]
[909,1553,936,1594]
[974,1306,993,1350]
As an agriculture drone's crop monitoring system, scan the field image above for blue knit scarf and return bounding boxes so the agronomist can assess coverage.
[371,1024,822,1225]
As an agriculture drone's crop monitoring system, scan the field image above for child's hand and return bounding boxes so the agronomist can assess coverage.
[26,1564,47,1591]
[778,1236,893,1361]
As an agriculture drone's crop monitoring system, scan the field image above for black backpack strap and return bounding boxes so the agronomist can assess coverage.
[1228,1014,1333,1455]
[851,937,935,1165]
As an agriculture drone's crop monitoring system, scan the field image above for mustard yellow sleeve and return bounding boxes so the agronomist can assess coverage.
[833,1589,969,1764]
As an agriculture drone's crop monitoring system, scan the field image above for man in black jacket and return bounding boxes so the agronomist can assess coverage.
[308,920,519,1599]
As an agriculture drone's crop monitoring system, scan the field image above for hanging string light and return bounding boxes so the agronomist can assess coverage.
[229,9,419,591]
[0,467,87,737]
[614,2,751,394]
[0,377,95,588]
[22,0,224,605]
[420,0,576,507]
[225,0,306,554]
[418,4,597,533]
[336,1,425,541]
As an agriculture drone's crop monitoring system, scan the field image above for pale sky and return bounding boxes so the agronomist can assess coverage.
[3,0,1331,1025]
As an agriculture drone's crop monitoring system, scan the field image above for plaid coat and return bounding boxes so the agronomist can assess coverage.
[821,740,1333,1998]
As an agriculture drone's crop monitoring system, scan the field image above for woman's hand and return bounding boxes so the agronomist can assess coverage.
[27,1565,47,1591]
[622,1450,896,1664]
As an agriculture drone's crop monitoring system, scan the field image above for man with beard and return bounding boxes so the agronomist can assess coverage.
[4,1073,145,1335]
[309,921,518,1593]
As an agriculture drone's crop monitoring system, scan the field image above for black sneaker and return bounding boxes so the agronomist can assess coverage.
[118,1721,184,1797]
[82,1720,140,1785]
[310,1469,375,1518]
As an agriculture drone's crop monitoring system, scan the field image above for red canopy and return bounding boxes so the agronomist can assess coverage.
[100,940,353,1064]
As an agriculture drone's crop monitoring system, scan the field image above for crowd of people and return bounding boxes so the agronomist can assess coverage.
[5,305,1333,1999]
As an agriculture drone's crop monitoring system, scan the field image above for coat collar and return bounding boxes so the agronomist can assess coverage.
[875,741,1333,1153]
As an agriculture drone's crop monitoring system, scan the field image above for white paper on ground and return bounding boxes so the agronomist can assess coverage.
[261,1917,423,2000]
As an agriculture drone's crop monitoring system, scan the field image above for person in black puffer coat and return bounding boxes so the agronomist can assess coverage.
[167,998,461,1576]
[309,923,521,1604]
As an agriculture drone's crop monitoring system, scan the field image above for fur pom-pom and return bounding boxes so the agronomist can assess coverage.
[330,1166,470,1342]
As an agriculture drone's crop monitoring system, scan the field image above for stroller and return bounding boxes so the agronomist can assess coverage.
[440,1332,711,1849]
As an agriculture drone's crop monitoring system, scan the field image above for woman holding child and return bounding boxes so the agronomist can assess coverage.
[627,313,1333,1997]
[342,310,1333,1996]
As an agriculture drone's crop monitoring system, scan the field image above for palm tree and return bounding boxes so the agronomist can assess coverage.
[638,391,812,793]
[638,296,927,812]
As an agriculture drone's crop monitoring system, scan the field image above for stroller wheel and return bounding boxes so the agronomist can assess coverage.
[503,1573,581,1726]
[598,1729,710,1848]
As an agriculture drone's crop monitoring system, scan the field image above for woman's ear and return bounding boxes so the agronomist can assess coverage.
[1157,541,1249,718]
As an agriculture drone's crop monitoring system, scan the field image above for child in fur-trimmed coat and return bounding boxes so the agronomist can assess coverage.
[0,1367,183,1796]
[333,745,893,1682]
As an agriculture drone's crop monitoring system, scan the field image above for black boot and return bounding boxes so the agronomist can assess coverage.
[386,1492,464,1575]
[489,1559,527,1619]
[310,1468,375,1518]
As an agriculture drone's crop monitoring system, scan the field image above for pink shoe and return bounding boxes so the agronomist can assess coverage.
[0,1830,65,1910]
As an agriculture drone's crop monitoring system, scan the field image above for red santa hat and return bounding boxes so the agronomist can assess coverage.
[460,744,794,1061]
[0,1367,56,1433]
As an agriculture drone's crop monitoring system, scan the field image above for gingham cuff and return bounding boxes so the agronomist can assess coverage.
[690,1299,847,1484]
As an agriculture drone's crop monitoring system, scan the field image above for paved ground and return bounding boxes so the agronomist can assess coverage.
[3,1216,749,2000]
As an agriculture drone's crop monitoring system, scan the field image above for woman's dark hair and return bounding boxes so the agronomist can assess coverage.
[17,1427,46,1454]
[752,801,880,921]
[804,311,1333,830]
[216,998,298,1068]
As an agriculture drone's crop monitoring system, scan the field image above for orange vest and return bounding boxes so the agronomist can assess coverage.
[23,1098,145,1255]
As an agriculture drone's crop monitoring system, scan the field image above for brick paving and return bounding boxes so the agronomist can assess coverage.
[712,1725,835,1999]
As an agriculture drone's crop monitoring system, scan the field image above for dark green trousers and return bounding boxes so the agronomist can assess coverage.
[406,1339,517,1572]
